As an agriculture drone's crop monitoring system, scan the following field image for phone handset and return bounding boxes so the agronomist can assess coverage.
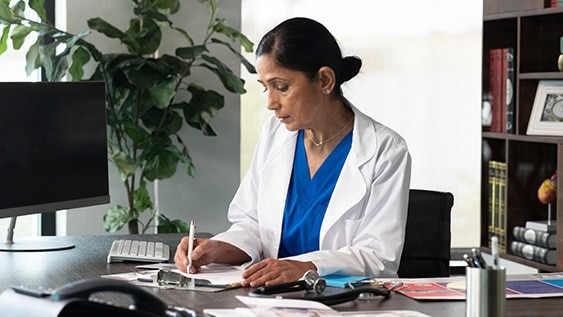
[51,278,167,316]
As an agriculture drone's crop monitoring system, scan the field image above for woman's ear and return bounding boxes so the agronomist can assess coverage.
[317,66,336,94]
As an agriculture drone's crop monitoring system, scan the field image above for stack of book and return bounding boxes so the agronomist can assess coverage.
[511,221,557,265]
[551,0,563,8]
[484,47,515,134]
[488,160,507,253]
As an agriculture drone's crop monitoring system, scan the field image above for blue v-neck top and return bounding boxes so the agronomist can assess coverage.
[278,129,353,258]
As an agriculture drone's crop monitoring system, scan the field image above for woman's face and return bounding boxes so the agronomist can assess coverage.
[256,54,325,131]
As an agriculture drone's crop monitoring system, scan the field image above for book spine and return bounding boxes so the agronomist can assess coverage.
[497,161,507,253]
[513,226,557,249]
[505,48,515,134]
[510,241,556,265]
[489,49,503,133]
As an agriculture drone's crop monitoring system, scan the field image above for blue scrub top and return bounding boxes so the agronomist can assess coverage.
[278,129,353,258]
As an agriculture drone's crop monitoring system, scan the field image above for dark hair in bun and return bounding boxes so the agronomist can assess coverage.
[256,17,362,97]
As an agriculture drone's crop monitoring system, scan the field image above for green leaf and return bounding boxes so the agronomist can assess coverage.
[123,121,150,143]
[176,45,207,60]
[0,1,14,25]
[149,77,176,109]
[159,54,190,77]
[0,26,9,55]
[24,40,40,75]
[10,24,33,49]
[212,19,254,53]
[183,84,224,136]
[143,145,180,181]
[69,46,90,81]
[88,17,126,39]
[152,0,179,11]
[112,150,137,181]
[103,205,132,232]
[122,17,161,55]
[133,181,153,213]
[157,214,189,233]
[12,0,25,17]
[29,0,47,22]
[211,38,255,74]
[200,54,246,93]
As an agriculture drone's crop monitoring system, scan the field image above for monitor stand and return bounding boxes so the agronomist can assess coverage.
[0,217,74,251]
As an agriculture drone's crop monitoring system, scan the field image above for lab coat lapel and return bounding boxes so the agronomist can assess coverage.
[260,131,296,258]
[319,158,365,241]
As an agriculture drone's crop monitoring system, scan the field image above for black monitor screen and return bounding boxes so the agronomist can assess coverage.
[0,81,109,218]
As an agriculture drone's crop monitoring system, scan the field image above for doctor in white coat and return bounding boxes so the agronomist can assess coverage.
[175,17,411,288]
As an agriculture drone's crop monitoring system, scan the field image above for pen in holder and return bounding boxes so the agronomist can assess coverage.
[465,266,506,317]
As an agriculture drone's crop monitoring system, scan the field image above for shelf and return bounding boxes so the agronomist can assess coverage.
[519,72,563,80]
[480,247,559,272]
[481,1,563,272]
[484,7,563,21]
[482,132,563,144]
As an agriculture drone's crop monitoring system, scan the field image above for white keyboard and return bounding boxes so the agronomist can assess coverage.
[107,239,170,263]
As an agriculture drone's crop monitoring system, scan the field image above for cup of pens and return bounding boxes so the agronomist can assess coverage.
[465,236,505,317]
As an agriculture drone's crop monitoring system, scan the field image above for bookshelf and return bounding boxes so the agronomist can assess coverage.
[481,1,563,271]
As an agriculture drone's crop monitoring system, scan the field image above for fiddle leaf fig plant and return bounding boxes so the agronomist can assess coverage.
[0,0,255,234]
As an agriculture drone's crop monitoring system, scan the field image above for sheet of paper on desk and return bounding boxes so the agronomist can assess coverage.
[204,295,340,317]
[174,264,244,285]
[204,296,431,317]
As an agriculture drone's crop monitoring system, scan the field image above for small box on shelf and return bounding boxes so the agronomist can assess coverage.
[526,220,557,233]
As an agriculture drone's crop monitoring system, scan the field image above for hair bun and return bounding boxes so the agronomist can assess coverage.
[341,56,362,82]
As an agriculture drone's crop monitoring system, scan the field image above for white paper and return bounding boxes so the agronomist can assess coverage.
[174,264,244,285]
[236,295,336,311]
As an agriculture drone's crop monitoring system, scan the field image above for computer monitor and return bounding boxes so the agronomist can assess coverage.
[0,81,109,251]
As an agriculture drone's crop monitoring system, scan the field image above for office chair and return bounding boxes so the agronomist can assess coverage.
[397,189,454,278]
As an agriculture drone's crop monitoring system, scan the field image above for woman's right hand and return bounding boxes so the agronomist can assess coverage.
[174,237,250,273]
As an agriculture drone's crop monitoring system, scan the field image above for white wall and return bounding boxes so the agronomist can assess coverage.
[240,0,483,247]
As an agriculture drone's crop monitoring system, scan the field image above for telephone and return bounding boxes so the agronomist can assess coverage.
[0,278,196,317]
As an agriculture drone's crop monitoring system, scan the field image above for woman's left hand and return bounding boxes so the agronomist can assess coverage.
[241,258,317,287]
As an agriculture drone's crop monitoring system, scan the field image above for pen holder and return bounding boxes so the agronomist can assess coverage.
[465,266,506,317]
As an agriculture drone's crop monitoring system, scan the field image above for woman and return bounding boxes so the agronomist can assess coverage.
[175,17,411,288]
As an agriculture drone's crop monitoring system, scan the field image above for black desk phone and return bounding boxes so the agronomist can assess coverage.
[0,278,195,317]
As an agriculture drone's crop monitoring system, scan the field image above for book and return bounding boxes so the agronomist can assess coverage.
[487,160,507,252]
[526,220,557,233]
[505,47,515,134]
[489,48,503,133]
[513,226,557,249]
[488,47,515,134]
[497,161,507,252]
[511,241,557,265]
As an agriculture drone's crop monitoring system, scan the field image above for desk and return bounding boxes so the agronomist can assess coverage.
[0,234,561,316]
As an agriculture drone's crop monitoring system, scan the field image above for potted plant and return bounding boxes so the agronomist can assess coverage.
[0,0,255,234]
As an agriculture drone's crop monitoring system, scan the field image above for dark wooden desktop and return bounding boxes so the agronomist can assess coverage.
[0,233,561,316]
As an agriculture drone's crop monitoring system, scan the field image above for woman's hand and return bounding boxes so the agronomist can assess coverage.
[241,258,317,287]
[174,237,250,273]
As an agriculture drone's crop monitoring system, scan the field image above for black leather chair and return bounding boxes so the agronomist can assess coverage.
[397,189,454,278]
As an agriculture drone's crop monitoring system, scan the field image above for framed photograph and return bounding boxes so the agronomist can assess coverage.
[527,80,563,136]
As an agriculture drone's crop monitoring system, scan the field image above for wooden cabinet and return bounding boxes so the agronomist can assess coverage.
[482,3,563,271]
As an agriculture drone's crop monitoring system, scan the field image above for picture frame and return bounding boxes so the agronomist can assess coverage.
[527,80,563,136]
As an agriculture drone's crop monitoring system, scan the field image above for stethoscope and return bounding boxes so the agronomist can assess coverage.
[248,270,399,306]
[248,270,327,296]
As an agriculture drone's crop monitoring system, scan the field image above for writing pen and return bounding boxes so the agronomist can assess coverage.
[471,248,487,268]
[491,235,499,269]
[187,220,195,274]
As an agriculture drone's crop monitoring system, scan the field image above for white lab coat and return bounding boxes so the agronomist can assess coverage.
[212,104,411,277]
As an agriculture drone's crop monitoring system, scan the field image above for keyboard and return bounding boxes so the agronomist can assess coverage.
[107,239,170,264]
